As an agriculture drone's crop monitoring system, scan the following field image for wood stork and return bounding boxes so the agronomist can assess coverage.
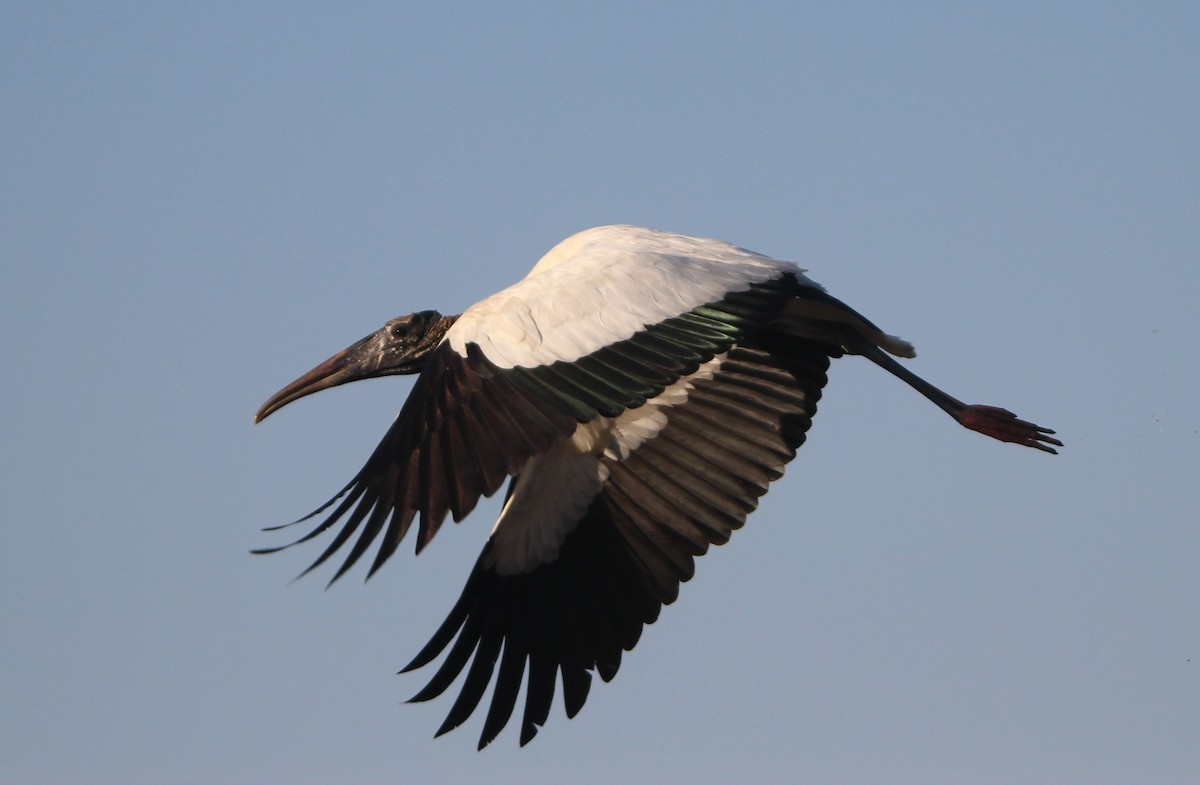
[255,225,1060,749]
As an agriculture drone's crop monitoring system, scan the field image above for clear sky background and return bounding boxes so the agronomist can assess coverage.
[2,3,1197,784]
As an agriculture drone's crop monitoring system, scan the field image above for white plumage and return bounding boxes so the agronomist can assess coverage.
[447,225,806,366]
[255,225,1060,749]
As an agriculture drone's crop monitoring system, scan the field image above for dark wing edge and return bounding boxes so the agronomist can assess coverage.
[253,343,580,583]
[403,333,832,748]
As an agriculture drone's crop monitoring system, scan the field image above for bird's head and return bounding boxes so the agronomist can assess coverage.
[255,310,457,423]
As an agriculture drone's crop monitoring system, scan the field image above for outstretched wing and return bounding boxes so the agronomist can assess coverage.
[403,332,833,748]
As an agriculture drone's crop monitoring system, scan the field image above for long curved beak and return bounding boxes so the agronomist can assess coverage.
[255,311,452,424]
[255,332,381,423]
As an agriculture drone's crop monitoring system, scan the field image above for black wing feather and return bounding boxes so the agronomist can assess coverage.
[404,331,832,747]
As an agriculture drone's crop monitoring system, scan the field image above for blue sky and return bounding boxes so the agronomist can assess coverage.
[2,3,1197,783]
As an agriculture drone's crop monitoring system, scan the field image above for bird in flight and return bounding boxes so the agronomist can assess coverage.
[255,225,1060,749]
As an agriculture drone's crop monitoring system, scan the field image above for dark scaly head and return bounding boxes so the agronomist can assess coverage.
[255,310,458,423]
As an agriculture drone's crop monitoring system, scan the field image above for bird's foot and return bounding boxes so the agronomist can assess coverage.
[958,405,1062,454]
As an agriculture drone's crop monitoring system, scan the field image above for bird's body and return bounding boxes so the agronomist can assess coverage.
[255,225,1059,748]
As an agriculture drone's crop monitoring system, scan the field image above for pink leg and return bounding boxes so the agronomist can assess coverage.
[857,344,1062,454]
